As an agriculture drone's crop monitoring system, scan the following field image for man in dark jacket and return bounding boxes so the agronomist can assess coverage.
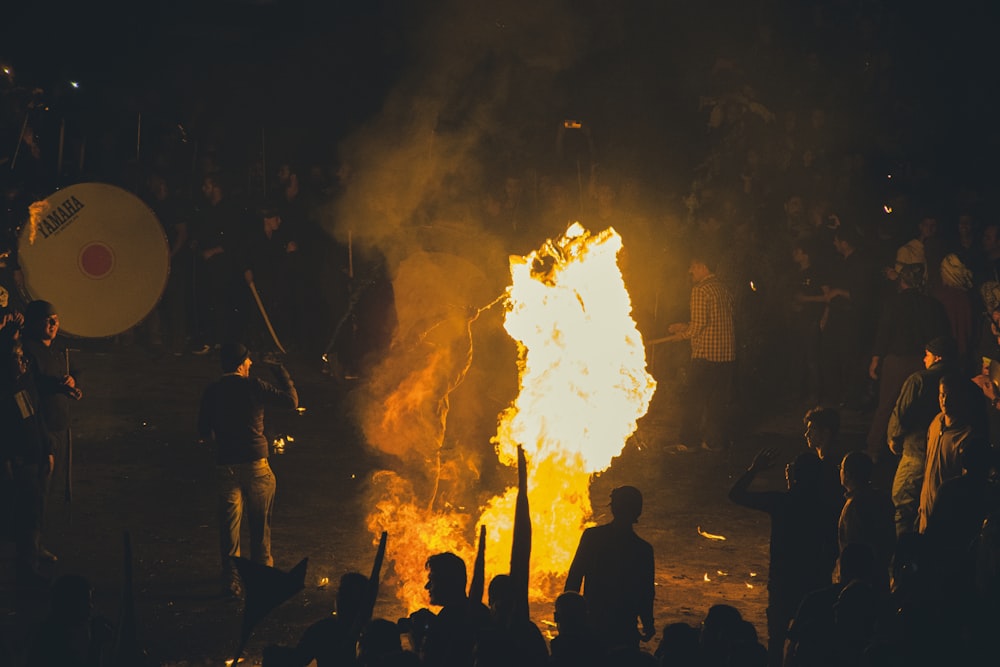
[20,300,80,564]
[886,335,957,536]
[565,485,656,652]
[729,449,839,667]
[198,342,297,596]
[1,313,53,585]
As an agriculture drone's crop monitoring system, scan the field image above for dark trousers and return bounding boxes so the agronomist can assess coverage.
[679,358,735,449]
[10,463,44,576]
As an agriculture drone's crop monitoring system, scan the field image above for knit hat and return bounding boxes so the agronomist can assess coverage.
[925,335,957,360]
[24,300,57,322]
[220,343,250,372]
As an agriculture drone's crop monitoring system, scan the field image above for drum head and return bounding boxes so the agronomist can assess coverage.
[18,182,169,338]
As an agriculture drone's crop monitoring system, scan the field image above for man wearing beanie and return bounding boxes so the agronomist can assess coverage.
[197,343,297,597]
[886,335,957,536]
[21,299,81,564]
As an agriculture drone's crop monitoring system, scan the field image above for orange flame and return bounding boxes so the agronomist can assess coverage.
[27,200,50,246]
[367,223,656,611]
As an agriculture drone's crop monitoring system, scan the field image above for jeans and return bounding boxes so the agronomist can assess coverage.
[217,458,275,576]
[892,453,924,537]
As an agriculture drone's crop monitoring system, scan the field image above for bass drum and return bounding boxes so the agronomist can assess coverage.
[18,182,169,338]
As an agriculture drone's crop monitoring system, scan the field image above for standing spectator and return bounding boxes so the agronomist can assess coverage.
[565,485,656,652]
[190,174,245,354]
[802,406,846,517]
[240,204,298,353]
[144,173,192,355]
[918,374,988,534]
[886,336,957,535]
[197,343,297,597]
[866,263,950,460]
[20,300,81,564]
[788,238,827,404]
[838,451,895,590]
[0,316,52,586]
[729,449,839,667]
[932,253,976,374]
[663,250,736,452]
[821,225,874,408]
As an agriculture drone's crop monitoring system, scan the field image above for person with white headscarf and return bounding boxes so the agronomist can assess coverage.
[932,253,976,373]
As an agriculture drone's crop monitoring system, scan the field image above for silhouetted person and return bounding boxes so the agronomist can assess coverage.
[838,451,894,590]
[802,406,845,519]
[652,622,699,667]
[698,604,755,667]
[548,591,604,667]
[786,543,880,667]
[866,263,950,459]
[404,552,490,667]
[886,335,956,535]
[197,343,297,597]
[474,574,547,667]
[729,450,839,667]
[357,619,420,667]
[1,330,52,588]
[565,485,656,652]
[25,574,113,667]
[21,299,81,564]
[264,571,369,666]
[918,374,988,533]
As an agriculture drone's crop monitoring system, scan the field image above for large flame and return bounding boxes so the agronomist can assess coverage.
[481,222,657,599]
[367,223,656,611]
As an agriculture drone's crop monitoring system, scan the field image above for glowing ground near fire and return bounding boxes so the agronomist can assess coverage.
[368,223,656,610]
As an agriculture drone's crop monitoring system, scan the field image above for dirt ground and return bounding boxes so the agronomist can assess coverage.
[1,341,870,666]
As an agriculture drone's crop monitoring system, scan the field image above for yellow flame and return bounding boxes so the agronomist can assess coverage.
[367,223,656,611]
[482,223,656,600]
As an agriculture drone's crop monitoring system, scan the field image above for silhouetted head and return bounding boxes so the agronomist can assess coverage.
[654,622,700,663]
[787,450,822,490]
[487,574,512,619]
[610,485,643,524]
[336,571,369,621]
[554,591,589,633]
[700,603,744,648]
[840,451,874,493]
[425,552,467,607]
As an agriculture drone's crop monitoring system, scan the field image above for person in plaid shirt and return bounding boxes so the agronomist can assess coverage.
[664,252,735,452]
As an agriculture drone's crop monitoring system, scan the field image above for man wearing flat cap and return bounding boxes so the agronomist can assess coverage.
[198,343,297,597]
[565,485,655,652]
